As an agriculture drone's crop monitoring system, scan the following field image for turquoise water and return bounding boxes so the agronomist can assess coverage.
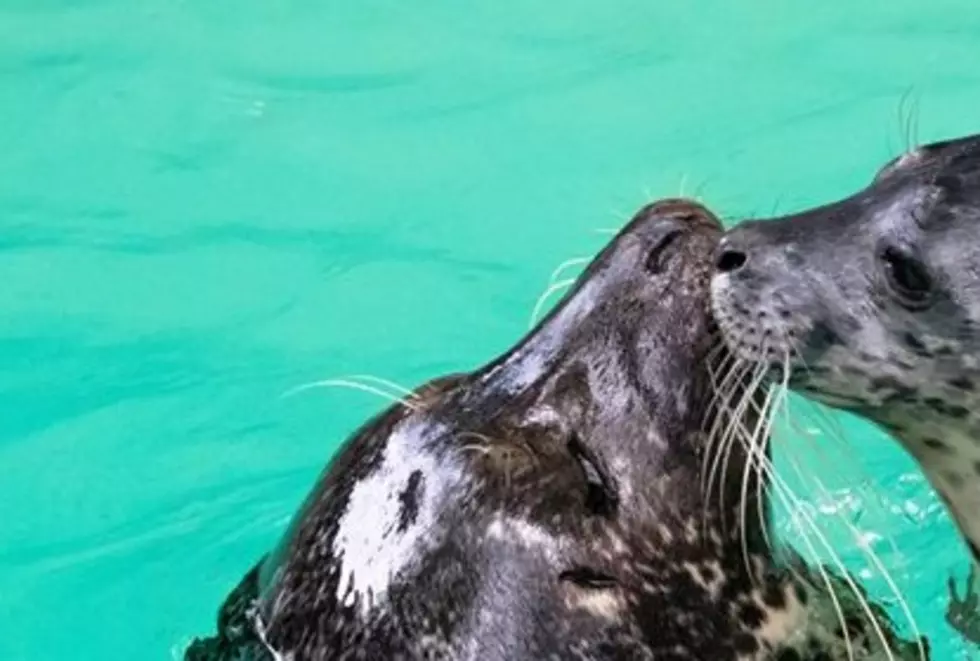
[3,1,980,658]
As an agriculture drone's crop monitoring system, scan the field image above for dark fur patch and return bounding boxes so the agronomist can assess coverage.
[738,601,765,629]
[902,332,932,357]
[397,470,425,532]
[734,633,760,655]
[949,376,975,391]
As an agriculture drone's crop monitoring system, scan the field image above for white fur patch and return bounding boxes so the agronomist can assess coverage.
[332,420,456,614]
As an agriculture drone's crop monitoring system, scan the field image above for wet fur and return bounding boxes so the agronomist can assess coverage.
[711,132,980,646]
[186,200,925,660]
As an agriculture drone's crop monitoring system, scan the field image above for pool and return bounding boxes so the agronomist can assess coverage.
[2,0,979,658]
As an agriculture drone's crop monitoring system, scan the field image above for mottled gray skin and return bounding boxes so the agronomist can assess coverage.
[185,200,925,661]
[711,132,980,645]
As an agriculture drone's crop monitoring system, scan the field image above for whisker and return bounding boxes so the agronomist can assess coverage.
[756,430,896,659]
[347,374,421,399]
[529,277,577,328]
[705,356,755,488]
[780,419,926,659]
[280,378,421,411]
[702,358,752,508]
[716,362,771,531]
[739,372,779,583]
[786,397,908,564]
[704,352,746,432]
[726,400,857,661]
[692,175,714,202]
[703,356,751,535]
[548,257,591,285]
[783,340,908,565]
[773,349,924,659]
[717,346,903,659]
[766,464,860,661]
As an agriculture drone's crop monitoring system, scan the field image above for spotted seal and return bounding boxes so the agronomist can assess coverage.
[710,132,980,645]
[184,199,925,660]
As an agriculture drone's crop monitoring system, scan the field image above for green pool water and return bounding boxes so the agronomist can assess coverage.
[3,1,980,658]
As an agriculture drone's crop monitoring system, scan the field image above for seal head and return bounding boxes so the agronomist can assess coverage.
[711,133,980,563]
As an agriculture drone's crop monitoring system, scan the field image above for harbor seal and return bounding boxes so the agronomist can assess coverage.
[185,199,925,660]
[710,131,980,645]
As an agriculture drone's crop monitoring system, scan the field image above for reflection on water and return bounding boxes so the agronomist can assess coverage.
[2,0,980,658]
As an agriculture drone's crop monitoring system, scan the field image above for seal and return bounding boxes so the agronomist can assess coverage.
[185,199,925,660]
[710,131,980,645]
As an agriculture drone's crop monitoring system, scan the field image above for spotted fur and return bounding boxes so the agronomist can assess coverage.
[186,200,926,660]
[711,132,980,646]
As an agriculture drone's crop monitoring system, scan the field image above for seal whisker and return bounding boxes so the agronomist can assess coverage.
[758,423,901,658]
[733,355,903,660]
[770,395,927,658]
[346,374,422,400]
[744,361,793,577]
[702,350,743,441]
[783,339,911,568]
[779,433,928,661]
[739,369,780,584]
[701,354,748,537]
[456,430,537,490]
[773,342,923,658]
[692,176,714,203]
[723,394,859,661]
[896,86,922,154]
[279,378,421,411]
[779,353,927,661]
[732,367,817,584]
[753,439,877,660]
[765,465,861,661]
[716,361,770,534]
[703,350,741,423]
[787,396,910,564]
[704,357,757,510]
[529,277,577,328]
[702,358,755,535]
[674,176,686,199]
[548,257,591,285]
[704,348,753,438]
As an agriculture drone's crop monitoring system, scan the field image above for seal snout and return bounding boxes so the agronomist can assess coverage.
[713,226,762,276]
[715,242,747,274]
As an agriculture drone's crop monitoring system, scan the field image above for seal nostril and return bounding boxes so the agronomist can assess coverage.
[716,250,747,273]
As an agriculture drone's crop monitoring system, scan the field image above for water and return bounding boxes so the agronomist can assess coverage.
[2,1,980,658]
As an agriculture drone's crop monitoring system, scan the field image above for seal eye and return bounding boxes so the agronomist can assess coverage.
[567,434,619,518]
[880,246,932,308]
[645,229,683,274]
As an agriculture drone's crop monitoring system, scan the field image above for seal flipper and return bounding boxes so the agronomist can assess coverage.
[946,564,980,647]
[184,559,271,661]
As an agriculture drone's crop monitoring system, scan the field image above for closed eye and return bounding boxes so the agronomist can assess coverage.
[645,229,683,274]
